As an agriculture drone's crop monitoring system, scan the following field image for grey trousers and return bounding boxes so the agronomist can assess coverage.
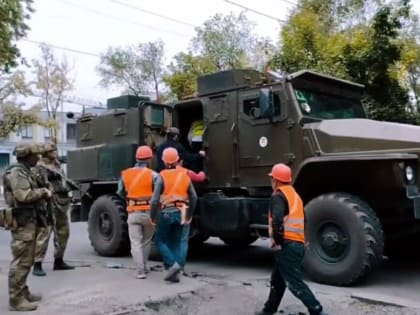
[127,211,155,271]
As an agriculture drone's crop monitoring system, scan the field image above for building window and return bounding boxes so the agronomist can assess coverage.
[20,125,33,139]
[66,123,76,141]
[44,128,53,140]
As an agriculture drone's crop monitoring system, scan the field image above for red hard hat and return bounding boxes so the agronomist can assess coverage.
[162,147,179,164]
[269,163,292,183]
[136,145,153,160]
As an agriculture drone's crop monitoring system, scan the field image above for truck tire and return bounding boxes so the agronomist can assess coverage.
[88,194,130,256]
[304,193,384,286]
[221,235,258,248]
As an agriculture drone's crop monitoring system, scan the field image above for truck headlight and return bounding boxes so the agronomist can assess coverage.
[405,166,415,182]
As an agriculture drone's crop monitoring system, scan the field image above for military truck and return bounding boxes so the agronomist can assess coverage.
[67,69,420,287]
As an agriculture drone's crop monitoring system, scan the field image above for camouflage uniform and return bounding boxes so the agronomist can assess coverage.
[3,142,51,311]
[33,142,75,276]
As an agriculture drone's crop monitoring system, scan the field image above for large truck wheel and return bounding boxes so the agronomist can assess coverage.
[221,235,258,248]
[88,194,130,256]
[304,193,384,286]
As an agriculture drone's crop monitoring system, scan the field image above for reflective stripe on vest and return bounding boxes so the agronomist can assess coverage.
[278,185,305,243]
[121,167,153,212]
[159,168,190,207]
[268,185,305,243]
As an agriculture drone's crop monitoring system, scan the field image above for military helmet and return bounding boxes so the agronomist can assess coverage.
[43,141,57,153]
[13,142,43,158]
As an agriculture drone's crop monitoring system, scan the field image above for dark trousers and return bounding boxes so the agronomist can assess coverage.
[263,241,322,315]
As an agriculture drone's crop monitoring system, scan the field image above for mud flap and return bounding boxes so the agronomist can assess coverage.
[406,185,420,219]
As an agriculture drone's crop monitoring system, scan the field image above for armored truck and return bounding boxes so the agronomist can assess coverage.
[67,69,420,286]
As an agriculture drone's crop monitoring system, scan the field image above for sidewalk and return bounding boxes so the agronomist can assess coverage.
[0,260,205,315]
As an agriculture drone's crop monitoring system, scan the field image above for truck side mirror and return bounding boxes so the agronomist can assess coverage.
[259,88,274,120]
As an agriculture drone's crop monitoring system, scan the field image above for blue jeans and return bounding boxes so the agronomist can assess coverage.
[178,223,190,268]
[155,210,190,269]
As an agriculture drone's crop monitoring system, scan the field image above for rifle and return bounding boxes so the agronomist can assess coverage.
[38,162,79,191]
[34,171,53,227]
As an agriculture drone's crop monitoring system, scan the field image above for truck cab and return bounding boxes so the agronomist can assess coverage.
[68,69,420,287]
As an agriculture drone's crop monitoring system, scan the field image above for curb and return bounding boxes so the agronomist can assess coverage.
[351,293,420,309]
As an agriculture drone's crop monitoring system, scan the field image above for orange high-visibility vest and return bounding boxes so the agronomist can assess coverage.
[121,167,153,212]
[159,168,190,207]
[268,185,305,243]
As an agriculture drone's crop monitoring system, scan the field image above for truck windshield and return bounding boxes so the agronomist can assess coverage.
[294,88,366,119]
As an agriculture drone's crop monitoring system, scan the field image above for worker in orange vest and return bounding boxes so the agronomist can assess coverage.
[175,159,206,276]
[150,147,198,283]
[118,145,159,279]
[257,164,327,315]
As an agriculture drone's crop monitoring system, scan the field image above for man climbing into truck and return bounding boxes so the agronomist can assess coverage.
[155,127,205,173]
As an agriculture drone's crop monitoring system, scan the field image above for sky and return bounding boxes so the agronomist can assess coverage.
[15,0,420,109]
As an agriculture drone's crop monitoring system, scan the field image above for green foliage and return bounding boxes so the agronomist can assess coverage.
[341,1,411,122]
[96,40,165,99]
[163,12,274,99]
[0,0,34,70]
[191,12,256,70]
[163,53,217,100]
[0,69,42,138]
[273,0,414,123]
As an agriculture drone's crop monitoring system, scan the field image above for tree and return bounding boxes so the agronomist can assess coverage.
[272,0,413,123]
[163,53,218,100]
[191,12,272,71]
[399,13,420,112]
[96,40,165,100]
[341,1,411,122]
[32,43,74,143]
[0,0,35,70]
[0,69,41,138]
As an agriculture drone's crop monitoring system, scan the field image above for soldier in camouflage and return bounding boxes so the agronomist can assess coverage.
[32,141,76,276]
[3,142,52,311]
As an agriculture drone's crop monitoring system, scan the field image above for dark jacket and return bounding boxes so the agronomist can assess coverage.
[155,138,203,172]
[270,191,289,245]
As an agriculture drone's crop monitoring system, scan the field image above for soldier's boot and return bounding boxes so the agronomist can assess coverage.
[53,258,75,270]
[9,298,38,311]
[32,262,46,276]
[23,286,42,302]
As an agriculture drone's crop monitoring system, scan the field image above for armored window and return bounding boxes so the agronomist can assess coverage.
[151,106,164,127]
[242,92,281,119]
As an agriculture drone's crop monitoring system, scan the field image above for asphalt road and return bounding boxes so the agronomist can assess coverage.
[1,222,420,314]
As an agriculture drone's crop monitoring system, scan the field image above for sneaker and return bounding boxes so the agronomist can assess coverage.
[164,262,181,282]
[136,270,147,279]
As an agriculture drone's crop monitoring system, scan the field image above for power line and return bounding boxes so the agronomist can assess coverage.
[21,39,101,57]
[109,0,196,28]
[281,0,298,6]
[224,0,288,23]
[58,0,191,38]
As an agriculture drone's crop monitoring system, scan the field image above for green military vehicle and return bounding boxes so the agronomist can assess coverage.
[67,69,420,287]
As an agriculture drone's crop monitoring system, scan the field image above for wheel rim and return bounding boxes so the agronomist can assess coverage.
[98,212,113,240]
[314,221,350,263]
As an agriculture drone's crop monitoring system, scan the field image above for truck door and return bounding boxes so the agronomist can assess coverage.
[236,86,290,186]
